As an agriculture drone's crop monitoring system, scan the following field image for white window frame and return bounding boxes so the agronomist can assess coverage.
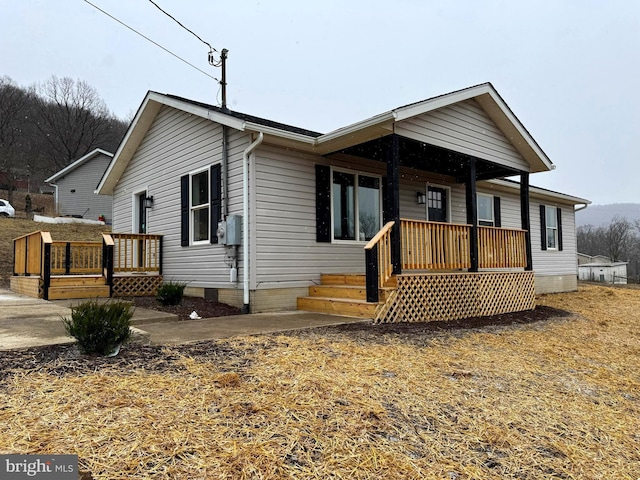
[425,183,451,223]
[545,205,558,251]
[330,167,383,243]
[190,167,210,245]
[477,193,494,227]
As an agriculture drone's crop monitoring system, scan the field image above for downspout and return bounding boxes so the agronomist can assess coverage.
[242,131,264,313]
[575,203,589,213]
[221,125,229,217]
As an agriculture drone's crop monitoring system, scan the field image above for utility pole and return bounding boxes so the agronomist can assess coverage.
[220,49,228,111]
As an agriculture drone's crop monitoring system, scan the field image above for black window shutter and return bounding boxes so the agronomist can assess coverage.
[180,175,189,247]
[539,205,547,251]
[315,164,331,242]
[557,207,563,251]
[493,196,501,228]
[210,164,222,244]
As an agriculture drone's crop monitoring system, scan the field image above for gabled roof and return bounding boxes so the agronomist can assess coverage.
[97,84,555,194]
[45,148,113,184]
[484,178,591,206]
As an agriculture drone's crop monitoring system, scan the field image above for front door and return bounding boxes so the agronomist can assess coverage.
[427,186,447,222]
[136,192,147,268]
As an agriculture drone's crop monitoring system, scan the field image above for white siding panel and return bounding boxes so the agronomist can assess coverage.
[113,106,251,289]
[395,99,530,172]
[530,201,578,281]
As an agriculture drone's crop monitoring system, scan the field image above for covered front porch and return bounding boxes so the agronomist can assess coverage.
[300,116,541,321]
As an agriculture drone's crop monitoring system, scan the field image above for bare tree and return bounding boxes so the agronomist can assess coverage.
[0,76,29,202]
[32,76,126,173]
[605,216,632,262]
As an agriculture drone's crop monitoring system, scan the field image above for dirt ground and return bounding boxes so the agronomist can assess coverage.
[131,296,241,321]
[0,285,638,479]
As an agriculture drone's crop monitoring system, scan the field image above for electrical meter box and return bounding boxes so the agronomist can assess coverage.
[217,215,242,245]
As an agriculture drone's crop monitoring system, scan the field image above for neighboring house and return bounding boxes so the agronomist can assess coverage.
[97,83,590,320]
[45,149,114,223]
[577,253,612,265]
[578,261,628,284]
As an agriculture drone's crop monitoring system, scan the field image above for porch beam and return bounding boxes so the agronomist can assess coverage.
[465,158,479,272]
[385,134,401,275]
[520,172,533,271]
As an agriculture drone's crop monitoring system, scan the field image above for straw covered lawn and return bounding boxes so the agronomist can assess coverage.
[1,284,639,479]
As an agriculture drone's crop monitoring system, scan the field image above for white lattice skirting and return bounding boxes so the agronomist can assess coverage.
[375,271,536,323]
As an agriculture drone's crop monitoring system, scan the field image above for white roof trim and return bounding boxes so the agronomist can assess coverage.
[45,148,113,183]
[486,178,591,205]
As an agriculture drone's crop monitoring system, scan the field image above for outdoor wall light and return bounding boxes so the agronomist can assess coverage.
[417,192,426,205]
[144,196,154,209]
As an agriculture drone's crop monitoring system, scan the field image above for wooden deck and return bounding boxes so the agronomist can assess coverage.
[11,231,163,300]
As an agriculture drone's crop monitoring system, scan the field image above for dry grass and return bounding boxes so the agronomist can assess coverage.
[0,217,109,287]
[1,284,639,478]
[0,190,55,218]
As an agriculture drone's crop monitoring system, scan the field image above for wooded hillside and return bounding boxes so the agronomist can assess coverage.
[0,75,128,202]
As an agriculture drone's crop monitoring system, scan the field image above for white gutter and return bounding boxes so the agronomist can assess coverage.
[242,131,264,313]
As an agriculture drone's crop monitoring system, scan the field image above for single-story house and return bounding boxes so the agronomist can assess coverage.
[578,261,627,284]
[96,82,590,321]
[45,148,114,223]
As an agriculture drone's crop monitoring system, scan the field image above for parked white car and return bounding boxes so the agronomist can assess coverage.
[0,199,15,217]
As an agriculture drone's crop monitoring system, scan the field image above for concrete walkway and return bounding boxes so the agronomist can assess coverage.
[0,288,366,350]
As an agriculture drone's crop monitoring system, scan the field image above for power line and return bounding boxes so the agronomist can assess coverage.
[147,0,214,51]
[83,0,216,80]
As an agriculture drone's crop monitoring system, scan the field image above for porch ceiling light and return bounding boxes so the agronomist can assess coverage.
[144,196,154,209]
[417,192,426,205]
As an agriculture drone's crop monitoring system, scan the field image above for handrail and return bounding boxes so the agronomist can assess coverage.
[364,221,395,303]
[364,221,395,250]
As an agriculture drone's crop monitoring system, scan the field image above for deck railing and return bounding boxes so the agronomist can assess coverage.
[478,226,527,269]
[401,219,471,270]
[50,241,103,275]
[363,221,395,302]
[106,233,163,273]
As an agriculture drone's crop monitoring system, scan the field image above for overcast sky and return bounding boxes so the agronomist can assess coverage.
[2,1,639,205]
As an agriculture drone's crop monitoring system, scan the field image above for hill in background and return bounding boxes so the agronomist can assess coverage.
[576,203,640,227]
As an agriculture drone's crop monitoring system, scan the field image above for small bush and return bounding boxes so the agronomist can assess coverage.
[62,300,133,356]
[156,280,187,306]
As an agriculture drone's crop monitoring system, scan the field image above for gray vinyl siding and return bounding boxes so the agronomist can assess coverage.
[112,105,250,289]
[253,147,375,289]
[55,153,112,222]
[530,200,578,292]
[395,99,530,173]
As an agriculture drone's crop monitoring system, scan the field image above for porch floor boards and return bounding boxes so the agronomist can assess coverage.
[297,274,388,319]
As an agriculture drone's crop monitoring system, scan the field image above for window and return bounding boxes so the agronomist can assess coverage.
[191,170,210,243]
[427,186,448,222]
[545,205,558,249]
[180,164,222,247]
[477,193,494,226]
[332,170,381,241]
[540,204,562,251]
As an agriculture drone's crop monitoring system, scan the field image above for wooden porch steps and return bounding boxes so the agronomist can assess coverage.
[297,273,392,319]
[48,275,110,300]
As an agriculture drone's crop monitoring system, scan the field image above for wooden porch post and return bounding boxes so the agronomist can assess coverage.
[520,172,533,271]
[465,158,479,272]
[385,134,401,275]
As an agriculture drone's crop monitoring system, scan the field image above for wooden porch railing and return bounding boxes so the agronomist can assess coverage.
[50,241,103,275]
[478,226,527,269]
[364,221,395,303]
[106,233,163,273]
[13,231,163,300]
[401,219,471,270]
